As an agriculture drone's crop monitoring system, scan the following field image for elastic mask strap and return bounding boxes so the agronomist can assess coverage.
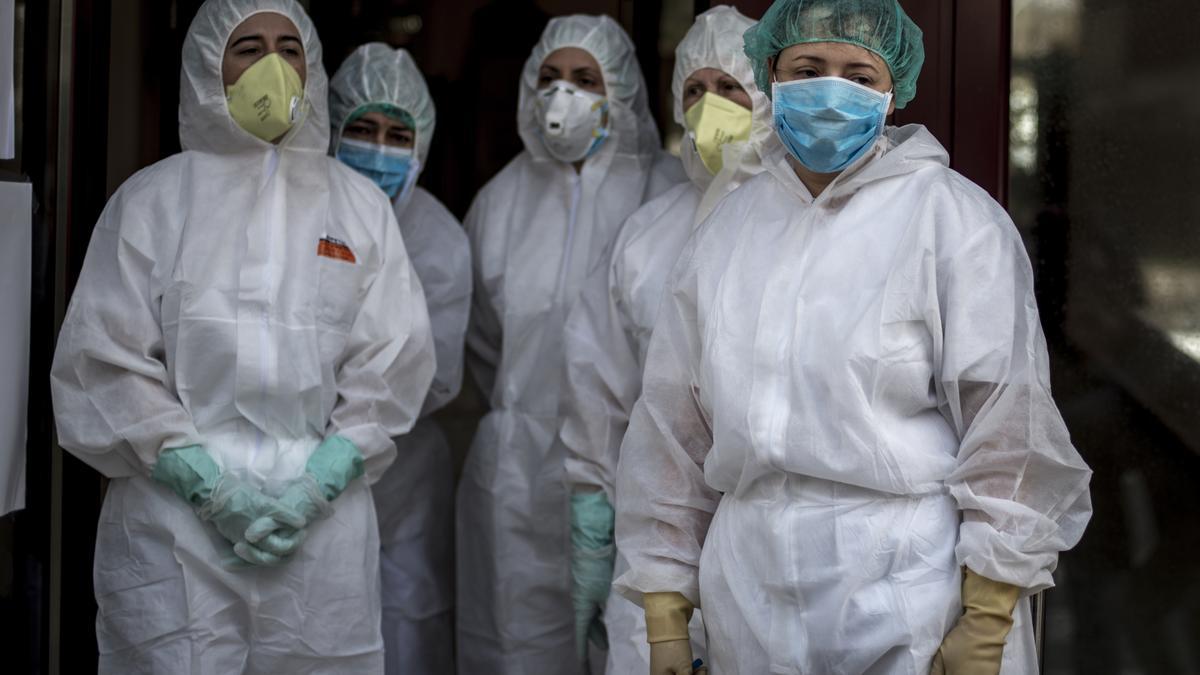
[584,100,611,158]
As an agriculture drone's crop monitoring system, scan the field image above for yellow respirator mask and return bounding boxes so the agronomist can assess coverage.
[684,91,753,175]
[226,52,304,143]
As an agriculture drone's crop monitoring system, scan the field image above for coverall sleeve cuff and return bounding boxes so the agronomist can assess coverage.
[327,424,395,485]
[956,520,1058,594]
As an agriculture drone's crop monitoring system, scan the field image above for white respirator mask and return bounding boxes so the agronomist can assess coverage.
[534,79,610,163]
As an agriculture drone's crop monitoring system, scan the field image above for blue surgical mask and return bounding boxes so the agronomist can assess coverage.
[335,137,418,200]
[772,77,892,174]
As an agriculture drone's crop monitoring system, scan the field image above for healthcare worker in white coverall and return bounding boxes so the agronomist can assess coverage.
[328,43,471,675]
[613,1,1094,673]
[559,6,773,673]
[50,1,435,672]
[457,14,686,674]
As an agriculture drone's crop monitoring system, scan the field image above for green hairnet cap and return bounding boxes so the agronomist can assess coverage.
[743,0,925,108]
[345,103,416,131]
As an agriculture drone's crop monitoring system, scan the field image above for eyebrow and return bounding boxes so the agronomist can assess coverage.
[784,54,879,72]
[570,67,598,78]
[230,34,265,48]
[229,33,302,49]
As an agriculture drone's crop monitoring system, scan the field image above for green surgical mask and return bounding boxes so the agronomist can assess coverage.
[226,52,304,142]
[684,91,753,175]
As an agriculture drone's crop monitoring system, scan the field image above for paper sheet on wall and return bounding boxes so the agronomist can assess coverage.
[0,0,14,159]
[0,181,30,515]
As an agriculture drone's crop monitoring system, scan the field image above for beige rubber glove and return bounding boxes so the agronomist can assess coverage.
[930,568,1021,675]
[645,592,705,674]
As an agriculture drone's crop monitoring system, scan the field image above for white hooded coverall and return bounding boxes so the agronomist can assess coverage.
[328,43,472,675]
[558,7,775,673]
[614,127,1093,674]
[50,1,435,672]
[456,13,686,675]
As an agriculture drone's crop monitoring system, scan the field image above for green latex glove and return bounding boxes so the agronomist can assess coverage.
[930,568,1021,675]
[151,444,221,506]
[153,445,306,565]
[570,490,616,662]
[232,534,306,565]
[272,435,364,526]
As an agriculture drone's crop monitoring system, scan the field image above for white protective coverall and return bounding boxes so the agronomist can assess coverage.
[558,7,774,672]
[328,43,471,675]
[457,14,686,674]
[50,1,435,672]
[613,126,1093,674]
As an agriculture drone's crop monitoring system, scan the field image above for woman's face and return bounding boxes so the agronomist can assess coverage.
[682,67,752,114]
[222,12,307,88]
[537,47,606,96]
[342,111,415,149]
[771,41,896,114]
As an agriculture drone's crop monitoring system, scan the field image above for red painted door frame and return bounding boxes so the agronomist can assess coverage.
[702,0,1011,204]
